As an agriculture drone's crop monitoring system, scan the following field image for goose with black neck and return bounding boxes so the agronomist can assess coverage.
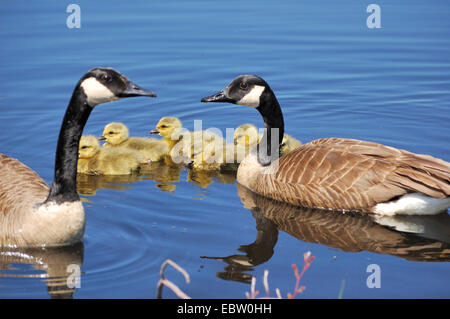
[0,67,156,247]
[201,74,450,216]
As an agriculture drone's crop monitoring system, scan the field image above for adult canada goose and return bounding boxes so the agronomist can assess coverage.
[78,135,143,175]
[234,123,302,155]
[0,67,156,247]
[100,122,169,162]
[201,75,450,215]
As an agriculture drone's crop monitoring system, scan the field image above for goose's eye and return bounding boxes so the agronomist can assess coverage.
[160,125,168,128]
[108,131,114,134]
[240,82,248,90]
[81,146,88,149]
[101,74,112,83]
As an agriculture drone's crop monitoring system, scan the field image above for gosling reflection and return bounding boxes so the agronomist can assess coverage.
[187,169,237,189]
[204,184,450,284]
[77,162,184,195]
[77,172,143,196]
[140,161,183,193]
[77,161,238,195]
[0,243,84,299]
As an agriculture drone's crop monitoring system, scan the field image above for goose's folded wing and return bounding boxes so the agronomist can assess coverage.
[255,138,450,211]
[0,154,49,216]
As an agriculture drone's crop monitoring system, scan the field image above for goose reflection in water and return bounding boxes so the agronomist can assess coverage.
[76,161,237,195]
[0,243,84,299]
[202,184,450,284]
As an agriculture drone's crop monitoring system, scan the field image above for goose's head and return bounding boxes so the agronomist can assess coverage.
[201,75,271,108]
[234,124,260,148]
[99,122,129,145]
[150,117,182,138]
[78,135,100,159]
[79,67,157,107]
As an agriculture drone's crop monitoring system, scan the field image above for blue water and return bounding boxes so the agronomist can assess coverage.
[0,0,449,298]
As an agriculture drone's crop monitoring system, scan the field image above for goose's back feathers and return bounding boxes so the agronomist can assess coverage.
[0,154,85,247]
[241,138,450,213]
[0,154,49,217]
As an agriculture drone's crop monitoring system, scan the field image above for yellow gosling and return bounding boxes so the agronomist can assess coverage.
[150,116,226,165]
[78,135,143,175]
[100,122,169,162]
[233,123,301,155]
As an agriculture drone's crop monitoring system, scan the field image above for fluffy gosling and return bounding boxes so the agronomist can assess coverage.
[233,123,302,155]
[78,135,143,175]
[101,122,169,162]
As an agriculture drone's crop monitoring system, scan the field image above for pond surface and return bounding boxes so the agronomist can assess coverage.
[0,0,449,298]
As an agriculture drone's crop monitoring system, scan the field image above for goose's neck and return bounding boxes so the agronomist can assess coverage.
[45,86,92,204]
[256,90,284,166]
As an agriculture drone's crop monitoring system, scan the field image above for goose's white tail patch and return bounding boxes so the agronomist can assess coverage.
[374,193,450,216]
[80,77,117,106]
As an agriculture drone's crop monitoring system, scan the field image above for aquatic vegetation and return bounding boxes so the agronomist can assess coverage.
[156,251,315,299]
[246,251,315,299]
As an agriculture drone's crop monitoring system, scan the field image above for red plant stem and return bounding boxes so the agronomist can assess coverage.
[291,259,313,298]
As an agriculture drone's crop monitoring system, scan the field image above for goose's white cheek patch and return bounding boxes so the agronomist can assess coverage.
[80,77,117,106]
[237,85,265,108]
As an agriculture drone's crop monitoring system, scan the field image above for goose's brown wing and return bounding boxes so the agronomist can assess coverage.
[0,154,49,216]
[255,138,450,212]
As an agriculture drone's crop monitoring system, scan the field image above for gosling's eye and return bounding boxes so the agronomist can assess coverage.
[160,125,167,128]
[240,82,248,90]
[108,131,114,134]
[81,146,88,149]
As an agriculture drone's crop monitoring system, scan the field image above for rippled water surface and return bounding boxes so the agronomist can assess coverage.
[0,0,449,298]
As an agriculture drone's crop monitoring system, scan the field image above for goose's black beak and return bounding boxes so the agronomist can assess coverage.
[149,128,159,135]
[201,90,233,103]
[119,81,157,98]
[98,136,107,141]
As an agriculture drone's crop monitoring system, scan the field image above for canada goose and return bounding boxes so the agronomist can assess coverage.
[100,122,169,162]
[201,75,450,215]
[234,123,302,155]
[78,135,143,175]
[0,67,156,247]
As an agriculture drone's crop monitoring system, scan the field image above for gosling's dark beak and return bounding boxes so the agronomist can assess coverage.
[119,81,157,98]
[149,128,159,135]
[201,90,233,103]
[98,136,107,141]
